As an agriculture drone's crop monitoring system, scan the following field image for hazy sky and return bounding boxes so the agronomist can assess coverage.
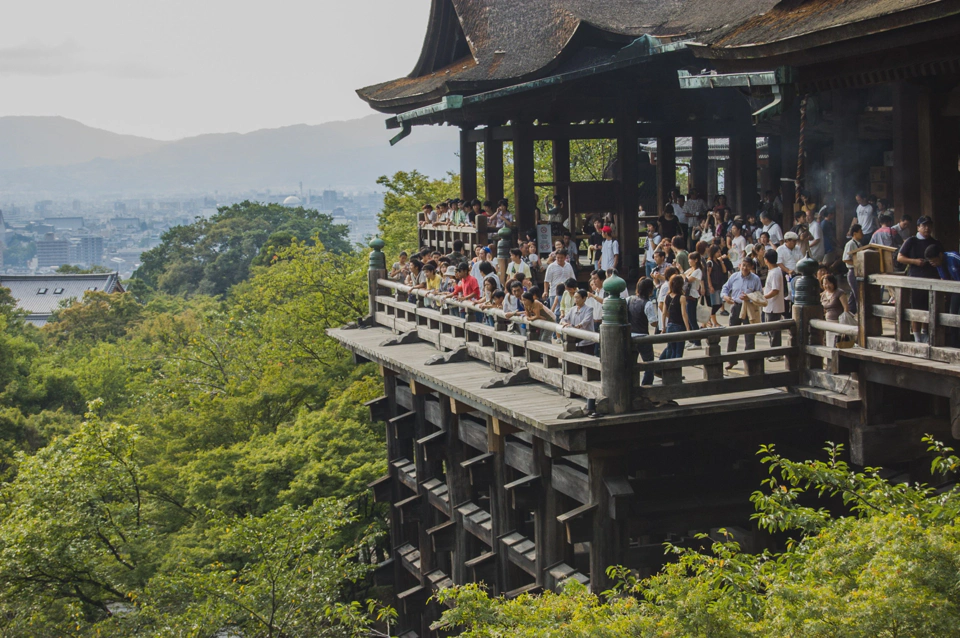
[0,0,431,140]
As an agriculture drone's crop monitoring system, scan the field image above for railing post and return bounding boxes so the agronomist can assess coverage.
[368,238,386,321]
[600,275,631,414]
[496,226,512,285]
[855,249,883,348]
[791,252,824,371]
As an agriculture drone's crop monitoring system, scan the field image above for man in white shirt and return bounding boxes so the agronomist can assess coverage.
[491,198,514,229]
[543,249,575,307]
[671,192,687,226]
[776,232,803,277]
[855,191,878,242]
[599,226,619,271]
[420,204,437,225]
[682,188,708,235]
[760,211,784,246]
[506,248,532,280]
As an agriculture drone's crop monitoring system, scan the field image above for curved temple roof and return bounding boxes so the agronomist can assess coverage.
[358,0,960,114]
[357,0,779,112]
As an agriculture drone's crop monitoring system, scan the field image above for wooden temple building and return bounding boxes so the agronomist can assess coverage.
[330,1,960,635]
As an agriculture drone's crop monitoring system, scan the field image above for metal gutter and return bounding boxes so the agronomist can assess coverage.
[677,66,794,124]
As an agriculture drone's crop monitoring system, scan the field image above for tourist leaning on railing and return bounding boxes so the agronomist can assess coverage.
[558,290,595,354]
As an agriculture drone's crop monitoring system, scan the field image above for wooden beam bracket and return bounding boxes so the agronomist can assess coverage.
[557,502,598,544]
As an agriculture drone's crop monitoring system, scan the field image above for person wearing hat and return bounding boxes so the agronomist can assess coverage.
[600,225,619,271]
[898,216,944,342]
[776,232,803,277]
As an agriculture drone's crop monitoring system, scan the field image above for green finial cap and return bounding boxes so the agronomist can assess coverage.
[795,251,819,278]
[603,275,627,297]
[368,238,386,270]
[497,227,512,240]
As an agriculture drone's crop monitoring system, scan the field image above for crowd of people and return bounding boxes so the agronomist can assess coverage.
[396,188,960,378]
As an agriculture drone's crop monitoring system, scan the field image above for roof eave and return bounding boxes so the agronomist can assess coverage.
[691,0,960,62]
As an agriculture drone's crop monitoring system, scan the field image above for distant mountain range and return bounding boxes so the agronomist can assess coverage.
[0,115,458,197]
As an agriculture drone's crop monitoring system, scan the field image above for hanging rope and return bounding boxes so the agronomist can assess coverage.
[796,96,807,205]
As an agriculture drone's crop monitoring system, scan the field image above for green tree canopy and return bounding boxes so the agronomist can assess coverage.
[133,201,350,297]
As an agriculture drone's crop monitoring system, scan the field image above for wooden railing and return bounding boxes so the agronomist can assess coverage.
[374,279,603,401]
[629,320,799,407]
[857,255,960,364]
[371,276,808,411]
[418,213,489,255]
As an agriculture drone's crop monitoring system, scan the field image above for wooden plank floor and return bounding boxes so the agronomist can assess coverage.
[329,326,799,439]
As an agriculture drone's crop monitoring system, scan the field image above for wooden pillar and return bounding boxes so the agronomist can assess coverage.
[730,133,758,218]
[443,404,471,585]
[513,117,537,232]
[780,92,800,228]
[553,138,571,185]
[918,86,960,250]
[765,135,783,197]
[726,142,739,214]
[487,417,518,594]
[484,127,505,205]
[588,452,624,593]
[533,439,566,586]
[833,89,861,236]
[460,127,478,202]
[617,112,640,277]
[707,159,719,204]
[656,136,676,215]
[893,82,921,223]
[690,137,709,199]
[413,392,439,581]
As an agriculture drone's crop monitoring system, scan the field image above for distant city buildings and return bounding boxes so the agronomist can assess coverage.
[1,187,384,276]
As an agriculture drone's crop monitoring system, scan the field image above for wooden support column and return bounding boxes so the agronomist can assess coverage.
[487,417,518,594]
[381,370,407,622]
[533,438,569,586]
[656,135,676,215]
[730,133,758,218]
[460,127,478,202]
[484,127,505,205]
[765,135,782,198]
[893,82,921,223]
[780,91,800,229]
[707,159,719,203]
[690,137,709,199]
[588,452,624,593]
[413,393,439,586]
[553,137,571,186]
[833,89,861,236]
[617,111,640,277]
[443,402,472,585]
[918,86,960,251]
[513,117,537,232]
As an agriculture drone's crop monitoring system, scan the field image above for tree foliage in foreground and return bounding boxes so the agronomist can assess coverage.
[435,441,960,638]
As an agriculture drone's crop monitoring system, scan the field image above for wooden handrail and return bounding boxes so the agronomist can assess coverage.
[377,278,599,343]
[809,318,858,337]
[868,273,960,294]
[631,319,796,345]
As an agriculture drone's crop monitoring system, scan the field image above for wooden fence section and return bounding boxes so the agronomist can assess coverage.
[374,279,604,401]
[373,277,811,412]
[418,213,489,256]
[858,254,960,364]
[630,320,800,407]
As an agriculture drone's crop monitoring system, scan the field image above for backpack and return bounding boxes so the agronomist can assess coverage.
[627,295,651,335]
